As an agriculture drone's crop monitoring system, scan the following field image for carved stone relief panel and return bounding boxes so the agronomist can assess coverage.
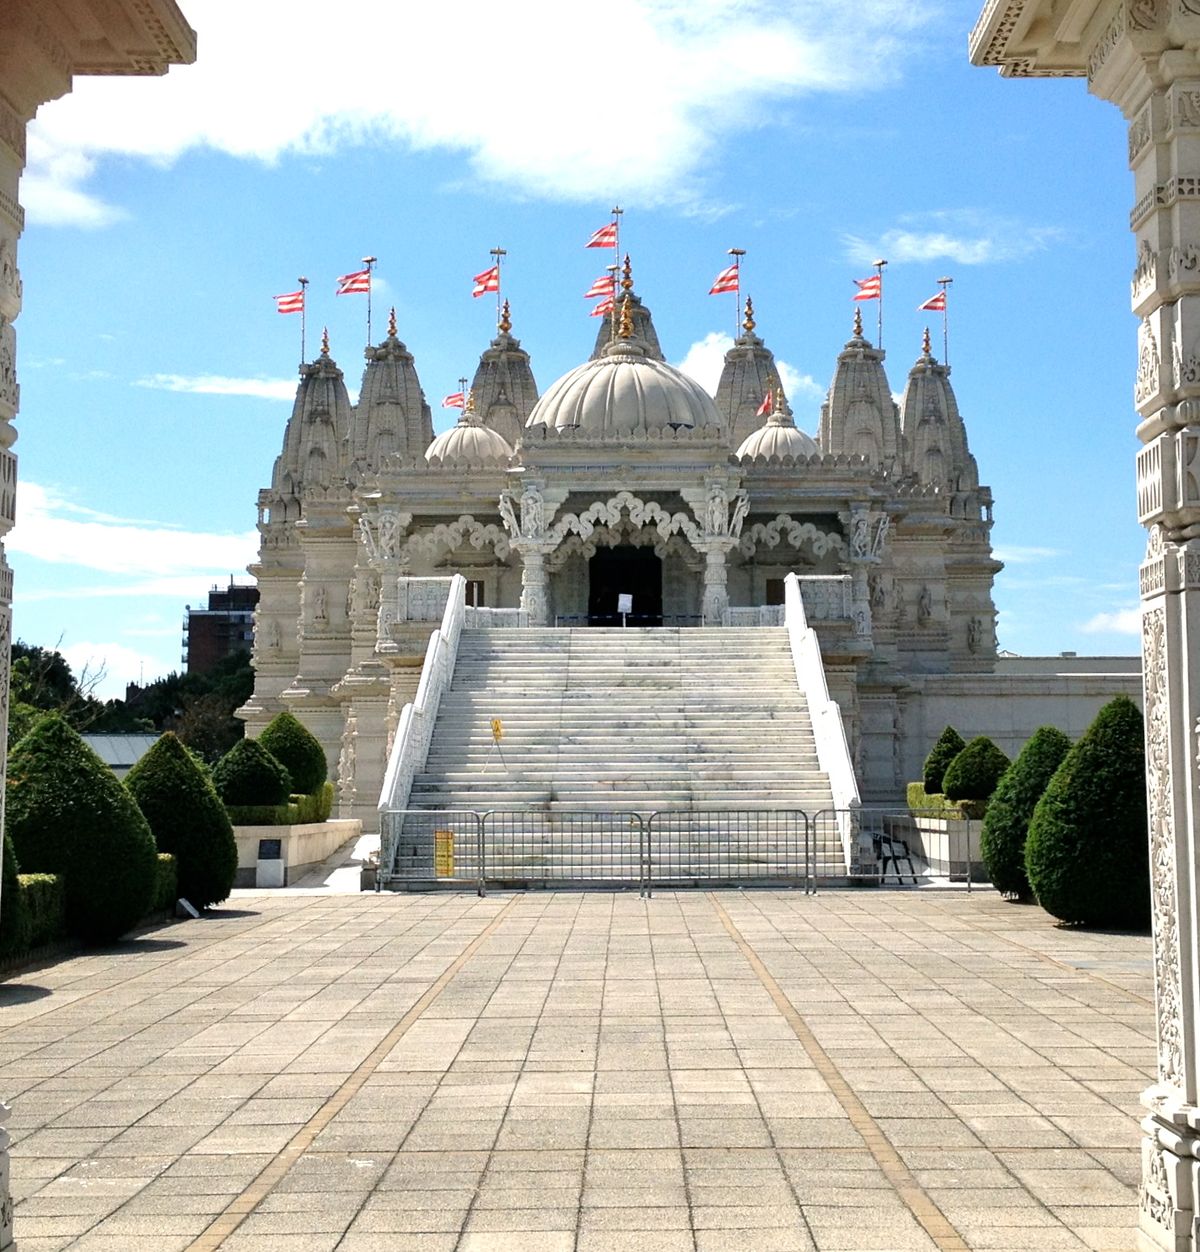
[1137,317,1163,408]
[0,317,15,419]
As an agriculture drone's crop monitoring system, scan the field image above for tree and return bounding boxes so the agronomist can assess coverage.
[258,710,327,795]
[6,714,158,942]
[923,725,966,795]
[0,834,31,957]
[126,732,238,909]
[212,738,292,807]
[980,726,1072,900]
[942,736,1011,816]
[1025,696,1149,928]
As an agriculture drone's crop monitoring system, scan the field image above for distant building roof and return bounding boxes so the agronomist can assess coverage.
[82,733,161,773]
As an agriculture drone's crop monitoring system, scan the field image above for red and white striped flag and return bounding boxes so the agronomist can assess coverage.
[709,263,739,295]
[589,296,615,318]
[756,390,773,417]
[853,275,881,301]
[336,268,371,295]
[586,222,618,249]
[441,391,465,409]
[918,290,946,312]
[274,290,304,314]
[472,265,500,298]
[584,274,616,299]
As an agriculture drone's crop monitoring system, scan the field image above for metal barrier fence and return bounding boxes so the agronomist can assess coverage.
[811,807,983,890]
[378,809,815,895]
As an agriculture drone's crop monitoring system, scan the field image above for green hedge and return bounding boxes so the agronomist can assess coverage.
[20,873,65,947]
[226,781,336,827]
[6,714,158,943]
[923,726,966,795]
[258,712,327,795]
[981,726,1072,901]
[213,738,292,807]
[127,733,237,910]
[1025,696,1149,928]
[0,833,30,957]
[905,782,965,817]
[153,854,178,914]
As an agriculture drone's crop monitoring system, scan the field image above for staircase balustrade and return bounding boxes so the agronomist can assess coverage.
[783,572,861,871]
[378,574,467,877]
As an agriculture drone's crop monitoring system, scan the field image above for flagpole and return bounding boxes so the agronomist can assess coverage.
[362,255,377,347]
[938,275,953,367]
[490,247,506,328]
[728,248,746,340]
[874,258,887,350]
[611,206,623,341]
[298,276,309,367]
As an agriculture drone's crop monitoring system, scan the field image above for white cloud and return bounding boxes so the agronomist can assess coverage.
[842,210,1065,267]
[1081,606,1142,636]
[676,332,822,410]
[59,640,170,702]
[134,373,297,401]
[9,481,259,577]
[26,1,936,226]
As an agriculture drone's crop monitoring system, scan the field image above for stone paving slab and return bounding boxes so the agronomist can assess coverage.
[0,888,1153,1251]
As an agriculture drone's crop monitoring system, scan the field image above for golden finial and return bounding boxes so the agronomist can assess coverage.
[853,307,863,339]
[772,385,784,417]
[464,389,477,416]
[618,294,634,339]
[621,254,633,293]
[320,327,330,356]
[742,297,756,334]
[387,306,397,338]
[922,326,932,357]
[499,299,512,334]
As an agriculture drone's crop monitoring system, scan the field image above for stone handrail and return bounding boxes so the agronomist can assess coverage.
[783,572,860,871]
[378,574,467,877]
[464,606,530,628]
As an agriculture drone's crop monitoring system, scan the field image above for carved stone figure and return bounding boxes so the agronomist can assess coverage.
[520,483,545,537]
[313,585,327,624]
[850,511,871,559]
[967,616,983,653]
[917,584,932,624]
[705,483,728,537]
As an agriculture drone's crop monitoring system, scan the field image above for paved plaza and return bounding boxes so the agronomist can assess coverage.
[0,886,1153,1252]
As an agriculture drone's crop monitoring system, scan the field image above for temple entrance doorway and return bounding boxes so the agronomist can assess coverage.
[587,546,663,626]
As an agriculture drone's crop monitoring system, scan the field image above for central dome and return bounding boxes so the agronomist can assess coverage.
[526,339,722,437]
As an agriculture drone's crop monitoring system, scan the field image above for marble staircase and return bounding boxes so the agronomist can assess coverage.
[405,626,847,880]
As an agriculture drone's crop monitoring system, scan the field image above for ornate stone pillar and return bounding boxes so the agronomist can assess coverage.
[841,503,876,644]
[514,541,551,625]
[700,544,730,623]
[975,5,1200,1249]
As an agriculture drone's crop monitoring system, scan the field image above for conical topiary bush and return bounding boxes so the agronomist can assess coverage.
[923,725,966,795]
[942,736,1011,818]
[980,726,1071,901]
[1025,695,1149,927]
[6,714,158,943]
[126,732,238,909]
[258,710,327,795]
[212,738,292,807]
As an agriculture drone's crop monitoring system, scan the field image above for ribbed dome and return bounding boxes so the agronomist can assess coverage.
[736,393,818,460]
[425,403,513,465]
[526,338,721,437]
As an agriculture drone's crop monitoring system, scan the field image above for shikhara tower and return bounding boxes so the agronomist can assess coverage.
[241,266,1014,830]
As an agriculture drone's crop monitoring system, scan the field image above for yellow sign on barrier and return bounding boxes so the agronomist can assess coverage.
[434,829,454,877]
[491,718,504,742]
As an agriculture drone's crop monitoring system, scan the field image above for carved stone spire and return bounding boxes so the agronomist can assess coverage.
[899,333,978,492]
[716,303,791,448]
[269,341,353,500]
[469,300,539,447]
[348,308,433,472]
[819,309,900,468]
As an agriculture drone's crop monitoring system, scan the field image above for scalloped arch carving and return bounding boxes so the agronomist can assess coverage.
[400,514,512,565]
[547,527,695,571]
[547,490,703,548]
[738,514,846,559]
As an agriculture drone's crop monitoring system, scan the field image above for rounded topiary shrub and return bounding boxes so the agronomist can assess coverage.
[126,733,238,910]
[1025,695,1149,928]
[980,726,1071,901]
[258,711,327,796]
[0,833,31,957]
[942,736,1011,815]
[923,725,966,795]
[6,714,158,943]
[212,738,292,807]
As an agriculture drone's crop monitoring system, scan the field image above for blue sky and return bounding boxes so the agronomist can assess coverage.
[10,1,1138,698]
